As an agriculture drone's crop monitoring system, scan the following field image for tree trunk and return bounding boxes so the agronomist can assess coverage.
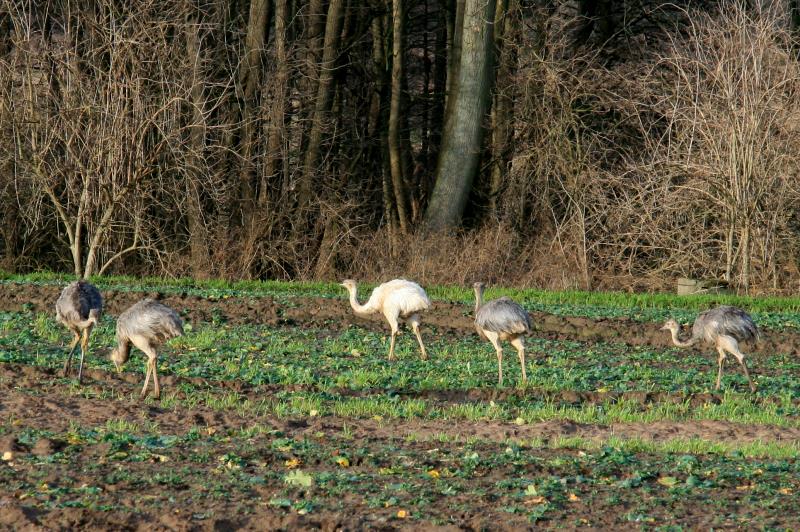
[262,0,289,208]
[239,0,272,225]
[424,0,497,232]
[388,0,410,233]
[185,13,212,278]
[299,0,345,209]
[445,0,465,111]
[489,0,514,217]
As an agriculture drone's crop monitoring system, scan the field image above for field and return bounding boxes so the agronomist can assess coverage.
[2,275,800,529]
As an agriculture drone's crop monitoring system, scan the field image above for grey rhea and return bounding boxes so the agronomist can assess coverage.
[55,280,103,382]
[473,282,532,386]
[661,305,758,392]
[110,299,184,399]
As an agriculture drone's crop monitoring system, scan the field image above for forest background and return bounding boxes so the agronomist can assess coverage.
[2,0,800,295]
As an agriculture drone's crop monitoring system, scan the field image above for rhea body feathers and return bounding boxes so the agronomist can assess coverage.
[55,280,103,382]
[661,305,757,392]
[111,299,184,398]
[340,279,431,360]
[473,283,532,386]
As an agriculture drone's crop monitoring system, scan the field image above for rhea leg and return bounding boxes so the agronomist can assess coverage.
[385,314,399,361]
[63,331,81,376]
[141,359,153,398]
[409,314,428,360]
[718,335,757,392]
[714,347,726,391]
[510,336,527,384]
[486,331,503,386]
[151,354,161,399]
[77,325,93,383]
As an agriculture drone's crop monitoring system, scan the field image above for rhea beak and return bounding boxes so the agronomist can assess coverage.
[660,325,669,331]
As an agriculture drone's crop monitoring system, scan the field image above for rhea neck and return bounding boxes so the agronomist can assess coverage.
[668,326,698,348]
[345,284,373,316]
[474,285,485,314]
[115,339,132,364]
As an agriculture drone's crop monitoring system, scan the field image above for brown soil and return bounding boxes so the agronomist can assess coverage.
[3,364,799,452]
[1,361,799,530]
[2,282,799,529]
[1,282,797,356]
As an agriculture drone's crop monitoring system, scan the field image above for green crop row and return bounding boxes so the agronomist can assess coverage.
[4,311,800,398]
[5,270,800,315]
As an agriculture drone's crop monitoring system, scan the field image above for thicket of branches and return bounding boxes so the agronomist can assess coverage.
[2,0,800,294]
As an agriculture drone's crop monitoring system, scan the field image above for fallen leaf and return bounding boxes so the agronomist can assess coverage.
[427,469,440,479]
[283,470,313,488]
[335,457,350,468]
[285,458,301,469]
[1,451,13,461]
[568,493,580,502]
[657,476,679,488]
[525,496,547,505]
[396,510,408,519]
[779,487,793,495]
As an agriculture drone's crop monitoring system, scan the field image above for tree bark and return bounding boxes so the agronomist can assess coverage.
[185,12,212,278]
[424,0,497,232]
[445,0,465,111]
[262,0,289,208]
[299,0,345,209]
[239,0,272,225]
[388,0,410,233]
[489,0,514,217]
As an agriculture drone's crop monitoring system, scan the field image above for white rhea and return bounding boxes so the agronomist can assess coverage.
[340,279,431,360]
[661,305,758,392]
[110,299,184,399]
[55,280,103,382]
[473,282,532,386]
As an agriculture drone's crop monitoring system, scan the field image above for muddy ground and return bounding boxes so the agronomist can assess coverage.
[1,282,797,355]
[2,363,800,530]
[3,282,800,529]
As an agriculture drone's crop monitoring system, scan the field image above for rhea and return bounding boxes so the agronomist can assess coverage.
[55,280,103,382]
[473,282,532,386]
[661,305,757,392]
[110,299,184,399]
[340,279,431,360]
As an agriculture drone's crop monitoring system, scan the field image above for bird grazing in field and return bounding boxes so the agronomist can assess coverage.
[110,299,184,399]
[661,305,757,392]
[55,280,103,382]
[340,279,431,360]
[473,282,532,386]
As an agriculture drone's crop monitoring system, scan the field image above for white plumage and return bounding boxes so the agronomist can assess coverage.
[340,279,432,360]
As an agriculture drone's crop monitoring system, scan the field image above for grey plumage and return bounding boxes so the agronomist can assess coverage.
[111,299,183,399]
[476,297,532,336]
[55,280,102,328]
[473,283,532,386]
[55,280,103,382]
[691,306,758,344]
[662,305,758,392]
